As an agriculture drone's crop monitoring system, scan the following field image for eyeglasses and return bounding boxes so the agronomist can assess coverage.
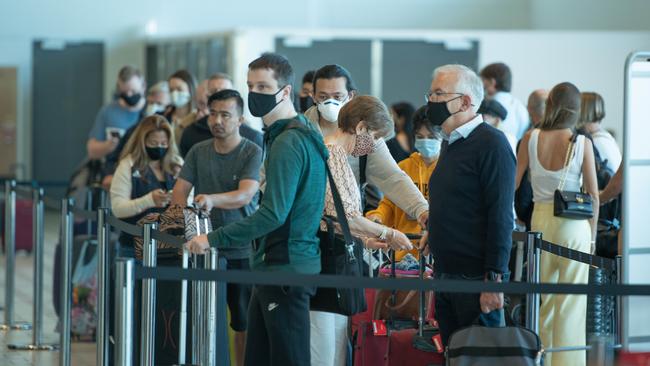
[424,91,464,103]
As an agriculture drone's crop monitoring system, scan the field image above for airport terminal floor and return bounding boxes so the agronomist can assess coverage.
[0,210,95,366]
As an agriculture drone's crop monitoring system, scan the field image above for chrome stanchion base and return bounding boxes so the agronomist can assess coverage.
[0,322,32,331]
[7,343,59,351]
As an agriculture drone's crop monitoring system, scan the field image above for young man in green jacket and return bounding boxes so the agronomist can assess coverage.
[185,53,327,366]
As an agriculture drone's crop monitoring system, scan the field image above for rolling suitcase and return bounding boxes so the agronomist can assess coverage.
[385,252,444,366]
[1,198,34,253]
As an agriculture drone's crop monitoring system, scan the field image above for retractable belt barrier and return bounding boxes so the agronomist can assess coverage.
[539,239,616,272]
[3,179,647,366]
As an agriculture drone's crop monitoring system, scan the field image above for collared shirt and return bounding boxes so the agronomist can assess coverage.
[448,115,484,145]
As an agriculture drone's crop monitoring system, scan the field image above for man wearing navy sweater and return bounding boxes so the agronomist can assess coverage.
[420,64,516,346]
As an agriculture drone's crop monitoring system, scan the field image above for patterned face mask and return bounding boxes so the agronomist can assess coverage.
[351,131,376,157]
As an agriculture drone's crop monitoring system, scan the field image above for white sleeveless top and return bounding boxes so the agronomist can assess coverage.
[528,129,585,203]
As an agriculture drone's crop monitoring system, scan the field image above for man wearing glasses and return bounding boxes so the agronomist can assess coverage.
[418,64,516,346]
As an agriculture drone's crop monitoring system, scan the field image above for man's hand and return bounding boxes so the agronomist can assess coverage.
[480,272,504,314]
[185,234,210,254]
[417,211,429,230]
[106,137,119,153]
[418,231,429,256]
[194,194,215,212]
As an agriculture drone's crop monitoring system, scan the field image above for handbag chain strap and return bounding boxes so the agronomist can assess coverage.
[557,134,577,191]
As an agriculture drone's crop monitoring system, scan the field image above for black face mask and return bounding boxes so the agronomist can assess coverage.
[120,92,142,107]
[248,86,286,117]
[426,96,462,126]
[299,96,314,113]
[145,146,168,161]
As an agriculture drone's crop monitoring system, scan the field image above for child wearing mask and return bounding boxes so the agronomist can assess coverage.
[366,105,442,260]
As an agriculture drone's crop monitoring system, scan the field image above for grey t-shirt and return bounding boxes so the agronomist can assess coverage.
[180,138,262,259]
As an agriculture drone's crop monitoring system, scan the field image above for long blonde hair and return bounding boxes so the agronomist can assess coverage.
[120,115,179,175]
[579,92,606,125]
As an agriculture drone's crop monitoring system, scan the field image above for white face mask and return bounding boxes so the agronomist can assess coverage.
[317,98,347,123]
[171,90,191,108]
[144,103,165,116]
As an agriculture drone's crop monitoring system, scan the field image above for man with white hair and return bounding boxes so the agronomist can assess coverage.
[419,64,516,346]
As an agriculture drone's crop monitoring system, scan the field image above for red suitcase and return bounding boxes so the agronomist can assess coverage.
[386,328,445,366]
[354,322,389,366]
[1,199,33,253]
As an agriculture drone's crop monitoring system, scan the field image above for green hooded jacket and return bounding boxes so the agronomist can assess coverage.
[207,115,328,274]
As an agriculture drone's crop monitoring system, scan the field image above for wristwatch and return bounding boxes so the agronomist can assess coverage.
[485,271,502,282]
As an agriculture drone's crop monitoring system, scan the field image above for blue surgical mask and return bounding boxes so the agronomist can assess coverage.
[414,138,441,158]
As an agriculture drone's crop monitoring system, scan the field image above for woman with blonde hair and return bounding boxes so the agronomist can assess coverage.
[579,92,621,172]
[110,115,182,258]
[515,82,599,366]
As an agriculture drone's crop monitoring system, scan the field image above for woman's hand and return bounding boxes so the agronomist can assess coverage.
[363,237,388,250]
[184,234,210,254]
[151,189,171,208]
[386,229,413,251]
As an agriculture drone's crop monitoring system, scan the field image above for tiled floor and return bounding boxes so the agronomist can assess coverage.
[0,209,95,366]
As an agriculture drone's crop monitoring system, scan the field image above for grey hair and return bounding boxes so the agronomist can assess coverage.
[148,81,169,95]
[432,64,484,113]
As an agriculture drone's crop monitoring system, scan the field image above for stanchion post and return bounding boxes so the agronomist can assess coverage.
[140,223,157,366]
[115,258,135,366]
[191,253,202,365]
[615,255,624,347]
[203,248,218,366]
[96,207,110,366]
[178,249,189,365]
[525,232,541,335]
[8,187,57,350]
[1,180,31,331]
[59,197,74,366]
[31,188,45,345]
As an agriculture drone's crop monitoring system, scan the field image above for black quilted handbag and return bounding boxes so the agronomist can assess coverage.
[554,134,594,220]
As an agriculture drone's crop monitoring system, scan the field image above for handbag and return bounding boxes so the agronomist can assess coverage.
[310,163,367,316]
[553,134,594,220]
[373,264,432,322]
[447,324,542,366]
[134,204,212,260]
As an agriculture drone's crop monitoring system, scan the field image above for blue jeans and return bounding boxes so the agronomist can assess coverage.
[435,272,510,347]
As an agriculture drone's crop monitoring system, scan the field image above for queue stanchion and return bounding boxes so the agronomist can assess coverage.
[615,255,624,348]
[96,208,110,366]
[178,248,189,365]
[525,232,541,335]
[8,188,57,350]
[140,223,157,366]
[192,253,203,365]
[203,248,218,366]
[59,197,75,366]
[1,180,31,331]
[115,258,135,366]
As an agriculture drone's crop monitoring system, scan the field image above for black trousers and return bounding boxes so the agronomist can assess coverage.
[244,284,316,366]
